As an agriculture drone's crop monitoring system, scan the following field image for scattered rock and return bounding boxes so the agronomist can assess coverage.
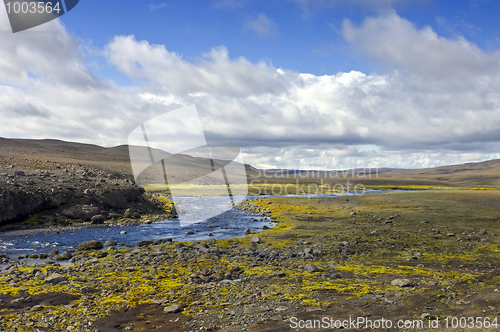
[45,273,67,285]
[83,189,94,196]
[123,208,140,218]
[243,306,269,314]
[61,251,73,260]
[304,263,320,273]
[249,236,262,244]
[391,278,412,287]
[163,304,181,314]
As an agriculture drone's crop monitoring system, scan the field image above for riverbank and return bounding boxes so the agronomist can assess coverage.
[1,190,500,331]
[0,196,275,265]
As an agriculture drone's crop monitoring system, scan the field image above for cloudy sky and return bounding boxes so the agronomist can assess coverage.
[1,0,500,170]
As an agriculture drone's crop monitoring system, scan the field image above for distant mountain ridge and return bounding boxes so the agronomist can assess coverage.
[1,137,499,187]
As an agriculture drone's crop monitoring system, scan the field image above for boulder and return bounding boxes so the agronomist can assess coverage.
[153,238,172,245]
[138,240,153,247]
[77,240,103,250]
[91,214,106,225]
[61,251,73,260]
[62,205,101,221]
[249,236,262,244]
[304,263,320,273]
[163,304,181,314]
[391,278,412,287]
[48,249,59,258]
[45,273,67,285]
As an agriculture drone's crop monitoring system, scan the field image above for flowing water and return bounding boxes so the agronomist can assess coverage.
[0,190,386,261]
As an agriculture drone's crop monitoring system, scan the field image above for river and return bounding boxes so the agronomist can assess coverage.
[0,190,386,261]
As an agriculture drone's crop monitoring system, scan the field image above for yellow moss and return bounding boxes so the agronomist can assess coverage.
[243,266,276,276]
[302,279,373,298]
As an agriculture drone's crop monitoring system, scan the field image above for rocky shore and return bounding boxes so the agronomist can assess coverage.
[0,164,175,231]
[0,229,343,332]
[2,191,500,332]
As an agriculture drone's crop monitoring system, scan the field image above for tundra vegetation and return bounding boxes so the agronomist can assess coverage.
[1,189,500,331]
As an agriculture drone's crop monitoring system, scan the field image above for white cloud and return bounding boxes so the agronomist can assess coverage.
[244,14,279,37]
[2,11,500,170]
[341,10,500,84]
[104,35,291,95]
[148,3,168,11]
[0,11,95,88]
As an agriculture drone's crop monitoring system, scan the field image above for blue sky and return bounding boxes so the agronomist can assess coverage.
[63,0,500,78]
[2,0,500,169]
